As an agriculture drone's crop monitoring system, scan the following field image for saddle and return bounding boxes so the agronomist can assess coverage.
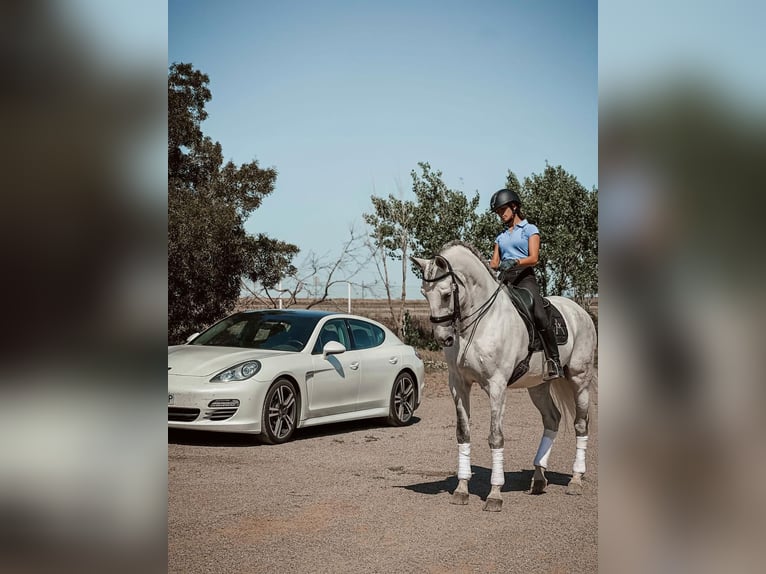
[504,285,569,384]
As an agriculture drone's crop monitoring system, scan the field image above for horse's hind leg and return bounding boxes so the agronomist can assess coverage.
[565,365,591,495]
[527,382,561,494]
[450,375,471,505]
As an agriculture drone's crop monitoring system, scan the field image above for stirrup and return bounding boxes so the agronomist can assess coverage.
[543,358,563,381]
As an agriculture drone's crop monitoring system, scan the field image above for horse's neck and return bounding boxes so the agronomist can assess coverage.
[451,249,506,312]
[451,248,523,329]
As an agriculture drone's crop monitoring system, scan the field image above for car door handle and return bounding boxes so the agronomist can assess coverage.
[349,362,360,370]
[389,357,398,364]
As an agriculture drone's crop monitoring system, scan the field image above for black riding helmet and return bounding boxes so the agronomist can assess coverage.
[489,188,521,212]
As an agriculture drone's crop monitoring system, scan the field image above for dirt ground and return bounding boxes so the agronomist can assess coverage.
[168,367,598,573]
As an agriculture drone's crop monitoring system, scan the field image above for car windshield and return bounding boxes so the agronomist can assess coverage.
[191,312,321,351]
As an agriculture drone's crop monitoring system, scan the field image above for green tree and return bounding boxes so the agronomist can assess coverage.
[244,234,299,291]
[410,162,499,260]
[514,164,598,305]
[364,163,499,335]
[168,63,297,343]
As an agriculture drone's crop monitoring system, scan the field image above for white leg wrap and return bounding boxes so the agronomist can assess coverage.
[533,429,557,468]
[490,448,505,486]
[457,443,472,480]
[573,435,588,474]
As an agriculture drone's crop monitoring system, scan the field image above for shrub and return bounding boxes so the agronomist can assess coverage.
[402,310,440,351]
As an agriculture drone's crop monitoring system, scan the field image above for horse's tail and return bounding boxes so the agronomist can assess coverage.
[550,377,576,431]
[548,295,598,431]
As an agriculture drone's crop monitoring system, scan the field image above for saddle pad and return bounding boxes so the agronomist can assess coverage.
[545,300,569,346]
[525,301,569,352]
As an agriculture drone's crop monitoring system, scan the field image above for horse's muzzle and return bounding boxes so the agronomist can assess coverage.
[442,335,455,347]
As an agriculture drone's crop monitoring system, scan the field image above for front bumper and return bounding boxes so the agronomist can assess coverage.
[167,374,270,434]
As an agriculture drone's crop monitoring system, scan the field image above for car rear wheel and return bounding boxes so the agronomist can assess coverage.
[260,378,298,444]
[387,372,416,426]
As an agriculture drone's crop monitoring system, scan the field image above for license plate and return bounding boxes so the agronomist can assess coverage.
[168,393,174,405]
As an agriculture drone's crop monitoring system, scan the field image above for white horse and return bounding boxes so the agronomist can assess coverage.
[411,241,596,511]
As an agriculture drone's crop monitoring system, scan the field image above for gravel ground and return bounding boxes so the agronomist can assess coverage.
[168,369,598,573]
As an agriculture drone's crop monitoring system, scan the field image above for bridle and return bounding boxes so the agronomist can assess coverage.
[422,257,462,325]
[422,255,504,343]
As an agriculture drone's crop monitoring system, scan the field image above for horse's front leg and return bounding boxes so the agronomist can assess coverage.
[450,373,471,505]
[484,379,508,512]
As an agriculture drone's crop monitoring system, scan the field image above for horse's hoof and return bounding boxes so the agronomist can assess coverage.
[483,497,503,512]
[529,479,548,495]
[450,491,469,505]
[566,480,584,496]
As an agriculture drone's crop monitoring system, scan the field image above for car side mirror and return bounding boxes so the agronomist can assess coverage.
[186,332,200,344]
[322,341,346,357]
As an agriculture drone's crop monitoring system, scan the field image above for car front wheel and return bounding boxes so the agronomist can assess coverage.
[261,378,298,444]
[387,372,416,426]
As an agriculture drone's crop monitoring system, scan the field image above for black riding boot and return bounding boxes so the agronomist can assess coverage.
[539,328,563,381]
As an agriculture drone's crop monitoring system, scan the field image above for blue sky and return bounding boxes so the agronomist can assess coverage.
[169,0,597,297]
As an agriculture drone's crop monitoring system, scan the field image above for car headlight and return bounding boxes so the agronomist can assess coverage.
[210,360,261,382]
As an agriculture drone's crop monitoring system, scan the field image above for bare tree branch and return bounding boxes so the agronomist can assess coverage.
[239,280,278,308]
[241,223,367,309]
[364,223,400,332]
[362,180,413,336]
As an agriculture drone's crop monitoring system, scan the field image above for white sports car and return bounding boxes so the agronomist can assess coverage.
[168,309,425,443]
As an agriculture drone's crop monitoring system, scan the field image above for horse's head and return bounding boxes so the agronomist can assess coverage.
[411,255,461,347]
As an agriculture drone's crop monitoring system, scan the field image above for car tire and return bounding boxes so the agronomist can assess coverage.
[387,372,416,426]
[260,378,299,444]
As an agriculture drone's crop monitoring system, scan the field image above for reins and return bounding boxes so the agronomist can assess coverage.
[460,282,503,351]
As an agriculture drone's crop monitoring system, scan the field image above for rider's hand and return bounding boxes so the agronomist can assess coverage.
[498,259,518,271]
[498,259,520,283]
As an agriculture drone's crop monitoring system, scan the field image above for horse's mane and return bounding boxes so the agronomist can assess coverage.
[440,240,496,278]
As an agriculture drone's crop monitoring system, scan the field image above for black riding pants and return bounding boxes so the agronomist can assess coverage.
[509,267,550,330]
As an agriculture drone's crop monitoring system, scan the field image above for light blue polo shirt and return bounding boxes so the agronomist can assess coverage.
[495,219,540,260]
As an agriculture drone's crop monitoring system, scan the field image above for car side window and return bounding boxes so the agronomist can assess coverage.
[348,319,384,350]
[312,319,350,354]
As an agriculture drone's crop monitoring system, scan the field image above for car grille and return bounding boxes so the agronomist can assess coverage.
[203,408,238,422]
[168,407,200,422]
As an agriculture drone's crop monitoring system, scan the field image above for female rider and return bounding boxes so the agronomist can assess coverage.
[489,188,563,380]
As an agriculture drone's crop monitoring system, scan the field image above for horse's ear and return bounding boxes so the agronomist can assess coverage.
[410,256,430,271]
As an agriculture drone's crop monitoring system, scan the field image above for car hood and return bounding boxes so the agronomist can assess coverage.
[168,345,292,377]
